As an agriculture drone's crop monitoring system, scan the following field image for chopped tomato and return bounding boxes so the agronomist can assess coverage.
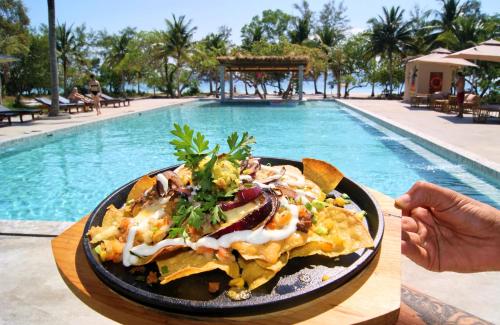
[208,282,220,293]
[196,246,215,256]
[216,248,234,263]
[146,271,158,285]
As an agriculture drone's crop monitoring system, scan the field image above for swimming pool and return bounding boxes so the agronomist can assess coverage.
[1,100,498,221]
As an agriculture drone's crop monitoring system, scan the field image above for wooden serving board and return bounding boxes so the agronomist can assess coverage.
[51,190,401,324]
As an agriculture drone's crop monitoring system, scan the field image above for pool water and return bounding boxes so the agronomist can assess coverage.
[1,101,498,221]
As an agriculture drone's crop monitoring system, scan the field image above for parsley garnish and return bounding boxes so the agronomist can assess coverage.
[167,124,255,238]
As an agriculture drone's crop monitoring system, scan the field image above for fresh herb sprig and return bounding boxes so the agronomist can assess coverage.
[167,124,256,238]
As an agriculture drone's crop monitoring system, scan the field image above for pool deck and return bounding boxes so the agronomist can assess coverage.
[1,96,500,323]
[336,98,500,179]
[0,97,198,146]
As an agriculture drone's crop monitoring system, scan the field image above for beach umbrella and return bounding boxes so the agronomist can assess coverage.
[409,48,478,67]
[0,55,19,105]
[446,39,500,63]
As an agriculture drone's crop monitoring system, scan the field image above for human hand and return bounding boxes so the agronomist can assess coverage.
[395,181,500,272]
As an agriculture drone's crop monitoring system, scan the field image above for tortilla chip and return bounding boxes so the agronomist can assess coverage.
[231,232,307,264]
[239,253,289,290]
[302,158,343,193]
[101,204,124,228]
[135,245,185,266]
[127,175,156,202]
[290,206,373,259]
[157,250,240,285]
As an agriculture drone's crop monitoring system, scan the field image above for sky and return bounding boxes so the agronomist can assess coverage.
[24,0,499,44]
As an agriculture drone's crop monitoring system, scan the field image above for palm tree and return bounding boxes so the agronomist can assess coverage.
[429,0,467,48]
[241,19,265,50]
[368,6,411,95]
[165,14,196,98]
[56,22,76,93]
[290,0,313,44]
[407,5,433,55]
[316,0,349,98]
[103,28,135,95]
[47,0,59,116]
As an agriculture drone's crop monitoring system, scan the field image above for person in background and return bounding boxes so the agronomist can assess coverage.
[88,73,102,116]
[396,181,500,272]
[455,72,465,118]
[68,87,93,112]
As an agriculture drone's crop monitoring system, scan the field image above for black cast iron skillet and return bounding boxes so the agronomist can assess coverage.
[83,157,384,316]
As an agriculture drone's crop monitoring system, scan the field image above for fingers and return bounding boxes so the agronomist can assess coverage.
[395,181,461,212]
[402,216,418,233]
[401,239,433,271]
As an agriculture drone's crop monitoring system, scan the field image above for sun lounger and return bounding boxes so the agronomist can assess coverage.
[0,105,41,123]
[35,97,81,114]
[463,93,480,113]
[60,96,91,112]
[0,110,16,125]
[100,93,131,107]
[473,104,500,123]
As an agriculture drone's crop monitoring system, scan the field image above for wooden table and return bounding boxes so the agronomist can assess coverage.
[52,190,402,324]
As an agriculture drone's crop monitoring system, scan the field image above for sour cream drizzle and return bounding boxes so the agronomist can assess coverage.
[122,207,165,266]
[127,197,300,264]
[156,173,169,191]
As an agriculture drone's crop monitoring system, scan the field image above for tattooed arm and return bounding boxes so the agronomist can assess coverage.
[400,285,493,325]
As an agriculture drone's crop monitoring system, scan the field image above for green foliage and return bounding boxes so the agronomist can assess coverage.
[2,0,498,100]
[368,6,412,94]
[0,0,30,56]
[7,30,50,99]
[289,0,313,44]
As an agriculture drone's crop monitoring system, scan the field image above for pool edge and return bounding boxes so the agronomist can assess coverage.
[334,99,500,185]
[0,98,202,149]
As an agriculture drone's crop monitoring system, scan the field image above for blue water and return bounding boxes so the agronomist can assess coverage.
[0,101,498,221]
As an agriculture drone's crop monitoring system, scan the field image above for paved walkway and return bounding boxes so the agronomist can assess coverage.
[0,98,197,145]
[337,99,500,172]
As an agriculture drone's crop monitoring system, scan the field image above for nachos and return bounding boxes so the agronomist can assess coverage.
[87,124,374,298]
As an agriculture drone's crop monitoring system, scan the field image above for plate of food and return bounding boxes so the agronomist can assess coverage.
[83,124,384,316]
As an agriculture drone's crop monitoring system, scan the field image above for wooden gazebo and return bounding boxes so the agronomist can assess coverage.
[216,55,309,101]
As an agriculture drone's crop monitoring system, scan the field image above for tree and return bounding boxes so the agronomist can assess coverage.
[316,0,349,98]
[8,30,50,102]
[260,9,292,43]
[407,5,433,55]
[341,34,371,97]
[56,22,76,93]
[329,44,345,98]
[193,26,231,95]
[0,0,30,101]
[241,16,266,50]
[165,14,197,98]
[47,0,59,116]
[289,0,313,44]
[100,27,136,95]
[368,6,411,95]
[0,0,30,56]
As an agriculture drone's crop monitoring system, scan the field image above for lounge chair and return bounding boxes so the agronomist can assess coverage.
[0,109,17,126]
[472,103,500,123]
[463,93,480,113]
[0,104,41,123]
[59,96,91,112]
[35,97,82,114]
[100,93,130,107]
